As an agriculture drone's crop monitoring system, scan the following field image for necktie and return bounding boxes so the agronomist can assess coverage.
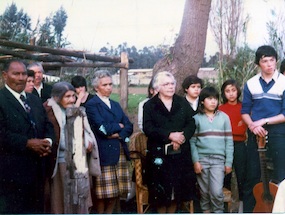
[20,94,31,113]
[20,94,37,137]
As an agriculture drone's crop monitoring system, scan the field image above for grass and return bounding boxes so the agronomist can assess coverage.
[110,93,147,114]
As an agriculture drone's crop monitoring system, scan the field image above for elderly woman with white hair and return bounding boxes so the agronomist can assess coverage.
[85,70,133,214]
[44,81,100,213]
[143,71,197,213]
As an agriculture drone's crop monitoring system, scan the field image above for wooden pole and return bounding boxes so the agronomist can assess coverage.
[119,52,129,111]
[41,62,127,69]
[0,38,134,63]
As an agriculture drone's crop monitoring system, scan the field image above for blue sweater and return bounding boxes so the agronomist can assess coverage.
[190,111,234,167]
[241,71,285,134]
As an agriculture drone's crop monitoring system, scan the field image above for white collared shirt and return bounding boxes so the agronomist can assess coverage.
[96,93,111,108]
[5,84,52,145]
[5,84,26,109]
[34,82,43,97]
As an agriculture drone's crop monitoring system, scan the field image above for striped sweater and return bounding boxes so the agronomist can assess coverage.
[190,110,234,167]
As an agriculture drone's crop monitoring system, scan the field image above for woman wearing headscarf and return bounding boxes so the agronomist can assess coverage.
[44,81,100,213]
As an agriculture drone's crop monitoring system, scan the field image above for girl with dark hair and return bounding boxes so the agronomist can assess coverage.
[190,86,234,213]
[219,80,247,211]
[71,75,94,107]
[25,69,35,93]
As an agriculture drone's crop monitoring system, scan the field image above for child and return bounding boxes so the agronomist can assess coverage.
[219,79,247,211]
[182,75,203,113]
[190,86,234,213]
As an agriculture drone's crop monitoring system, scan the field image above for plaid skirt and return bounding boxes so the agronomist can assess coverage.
[94,146,131,199]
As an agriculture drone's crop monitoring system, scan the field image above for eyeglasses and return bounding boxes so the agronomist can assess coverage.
[160,82,175,87]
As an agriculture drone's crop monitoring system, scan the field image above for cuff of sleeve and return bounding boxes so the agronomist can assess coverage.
[45,138,52,146]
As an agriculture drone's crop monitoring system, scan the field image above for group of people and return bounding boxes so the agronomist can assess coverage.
[0,44,285,214]
[0,61,132,214]
[139,45,285,213]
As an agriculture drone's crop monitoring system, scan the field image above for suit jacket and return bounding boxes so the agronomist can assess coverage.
[85,95,133,166]
[32,82,52,103]
[0,87,55,184]
[0,87,55,213]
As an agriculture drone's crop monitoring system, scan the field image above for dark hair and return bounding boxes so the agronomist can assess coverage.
[198,86,219,114]
[51,81,75,102]
[182,75,203,93]
[221,79,241,104]
[254,45,278,65]
[3,60,26,71]
[71,75,87,89]
[147,78,155,98]
[280,59,285,74]
[27,69,35,78]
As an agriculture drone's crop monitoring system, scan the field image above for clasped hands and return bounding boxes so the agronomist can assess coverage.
[249,118,268,137]
[27,138,51,157]
[169,131,185,151]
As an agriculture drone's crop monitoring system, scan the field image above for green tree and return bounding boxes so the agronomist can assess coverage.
[52,6,68,48]
[37,17,55,47]
[266,6,285,61]
[0,3,32,43]
[216,45,257,91]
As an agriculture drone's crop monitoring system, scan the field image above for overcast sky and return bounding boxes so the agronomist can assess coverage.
[0,0,284,57]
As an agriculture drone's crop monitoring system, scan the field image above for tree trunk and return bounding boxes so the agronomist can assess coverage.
[153,0,212,95]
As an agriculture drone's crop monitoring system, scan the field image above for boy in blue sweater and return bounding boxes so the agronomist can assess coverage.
[241,45,285,212]
[190,86,234,213]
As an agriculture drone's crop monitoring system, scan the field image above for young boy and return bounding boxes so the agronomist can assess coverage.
[241,45,285,212]
[182,75,203,113]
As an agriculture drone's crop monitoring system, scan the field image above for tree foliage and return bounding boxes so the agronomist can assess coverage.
[52,6,68,48]
[0,3,32,43]
[0,3,69,48]
[208,0,258,89]
[266,5,285,61]
[99,43,167,69]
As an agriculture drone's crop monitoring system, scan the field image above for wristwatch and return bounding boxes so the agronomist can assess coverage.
[265,118,269,125]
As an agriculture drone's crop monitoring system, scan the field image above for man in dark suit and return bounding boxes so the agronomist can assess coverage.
[0,60,55,213]
[27,62,53,103]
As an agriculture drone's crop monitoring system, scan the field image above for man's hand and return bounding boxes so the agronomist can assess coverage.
[251,125,268,137]
[26,138,51,157]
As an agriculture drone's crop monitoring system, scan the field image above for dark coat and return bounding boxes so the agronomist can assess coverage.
[143,93,197,205]
[85,95,133,166]
[0,87,55,213]
[32,82,52,103]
